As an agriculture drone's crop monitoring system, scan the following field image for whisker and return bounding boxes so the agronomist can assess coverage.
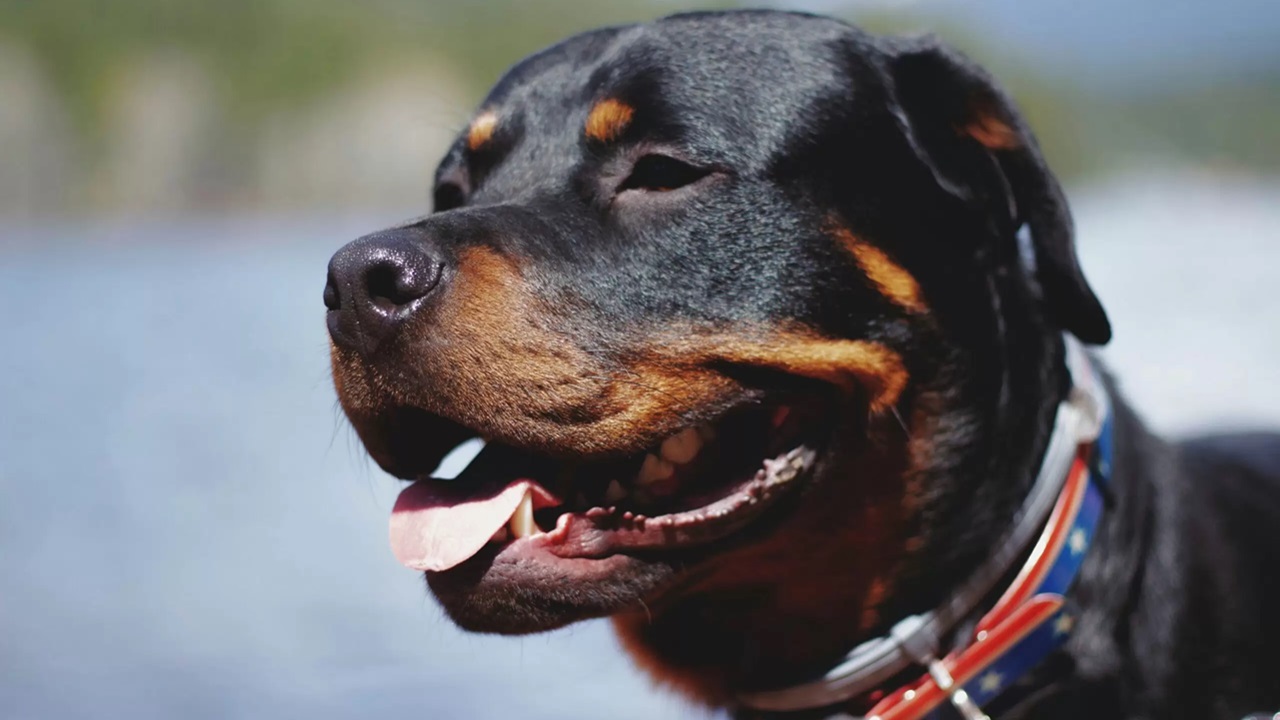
[889,405,910,438]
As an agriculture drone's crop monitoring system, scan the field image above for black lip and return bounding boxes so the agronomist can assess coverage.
[363,406,476,480]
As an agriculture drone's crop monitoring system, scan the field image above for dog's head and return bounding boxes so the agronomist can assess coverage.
[325,9,1108,701]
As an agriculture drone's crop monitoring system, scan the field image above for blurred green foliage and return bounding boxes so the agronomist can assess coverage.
[2,0,1276,202]
[2,0,735,136]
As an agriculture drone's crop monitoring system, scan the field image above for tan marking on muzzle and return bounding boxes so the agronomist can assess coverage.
[331,251,909,459]
[329,246,739,456]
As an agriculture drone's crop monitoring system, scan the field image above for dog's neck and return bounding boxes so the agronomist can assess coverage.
[613,317,1068,713]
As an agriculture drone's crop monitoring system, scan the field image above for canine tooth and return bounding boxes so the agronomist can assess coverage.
[509,489,537,538]
[637,453,675,486]
[604,479,627,504]
[660,427,703,464]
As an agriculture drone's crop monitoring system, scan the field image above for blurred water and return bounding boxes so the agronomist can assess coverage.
[2,173,1278,719]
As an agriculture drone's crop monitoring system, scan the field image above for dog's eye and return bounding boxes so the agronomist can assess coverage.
[433,182,466,212]
[618,154,710,193]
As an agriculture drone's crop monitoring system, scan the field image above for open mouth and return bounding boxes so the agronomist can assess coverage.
[388,400,828,574]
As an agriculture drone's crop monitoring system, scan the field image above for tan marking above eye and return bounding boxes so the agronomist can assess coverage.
[832,228,927,314]
[585,99,635,143]
[467,110,499,151]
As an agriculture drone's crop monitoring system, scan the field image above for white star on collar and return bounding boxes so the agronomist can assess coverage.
[1068,528,1088,555]
[978,671,1004,694]
[1054,613,1076,636]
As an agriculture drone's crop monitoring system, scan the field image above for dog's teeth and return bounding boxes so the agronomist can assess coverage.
[660,426,703,465]
[637,453,675,487]
[604,479,627,504]
[763,446,816,486]
[509,488,537,538]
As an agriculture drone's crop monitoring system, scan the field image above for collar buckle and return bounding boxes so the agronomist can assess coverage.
[925,658,990,720]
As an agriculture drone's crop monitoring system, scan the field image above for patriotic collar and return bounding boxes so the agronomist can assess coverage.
[737,336,1113,720]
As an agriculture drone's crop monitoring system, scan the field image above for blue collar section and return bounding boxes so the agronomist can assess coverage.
[737,335,1114,720]
[864,360,1114,720]
[915,414,1113,719]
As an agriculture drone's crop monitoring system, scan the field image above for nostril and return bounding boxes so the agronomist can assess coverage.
[365,261,404,311]
[365,256,442,311]
[360,256,440,310]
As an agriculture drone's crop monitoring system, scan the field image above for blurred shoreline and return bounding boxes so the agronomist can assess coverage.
[1,45,472,221]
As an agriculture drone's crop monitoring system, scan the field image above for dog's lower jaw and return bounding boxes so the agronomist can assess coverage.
[609,547,904,710]
[426,551,677,635]
[608,419,917,709]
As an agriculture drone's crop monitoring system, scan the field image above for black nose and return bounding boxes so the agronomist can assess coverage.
[324,228,445,355]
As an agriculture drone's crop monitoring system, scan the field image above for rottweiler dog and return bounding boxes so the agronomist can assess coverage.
[323,10,1280,719]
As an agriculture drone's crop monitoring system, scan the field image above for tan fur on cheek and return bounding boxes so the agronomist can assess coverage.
[563,332,911,456]
[628,329,911,416]
[698,335,909,413]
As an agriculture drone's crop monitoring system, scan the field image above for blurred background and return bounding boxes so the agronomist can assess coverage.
[1,1,1277,718]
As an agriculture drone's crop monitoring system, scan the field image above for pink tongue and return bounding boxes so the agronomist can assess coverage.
[390,479,556,572]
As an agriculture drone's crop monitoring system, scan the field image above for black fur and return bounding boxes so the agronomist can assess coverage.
[325,10,1280,718]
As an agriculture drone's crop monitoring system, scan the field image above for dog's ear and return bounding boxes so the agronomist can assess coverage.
[883,37,1111,345]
